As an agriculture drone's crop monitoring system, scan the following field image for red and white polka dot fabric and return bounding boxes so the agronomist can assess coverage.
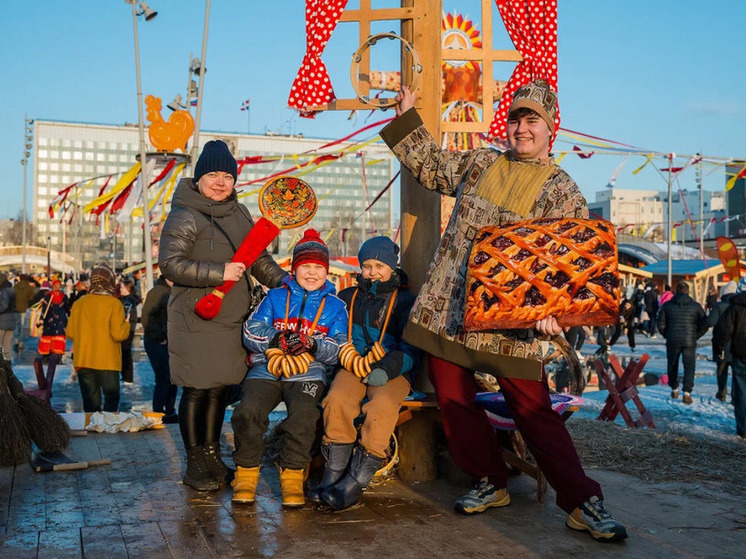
[287,0,349,119]
[488,0,559,147]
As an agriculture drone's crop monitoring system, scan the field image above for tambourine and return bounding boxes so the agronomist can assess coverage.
[350,32,422,108]
[194,176,318,320]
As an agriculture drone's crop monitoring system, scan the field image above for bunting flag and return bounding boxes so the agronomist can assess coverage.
[85,163,141,213]
[573,145,594,159]
[240,99,250,111]
[605,155,629,188]
[48,182,78,218]
[632,154,654,175]
[287,0,349,118]
[115,158,157,225]
[726,164,746,191]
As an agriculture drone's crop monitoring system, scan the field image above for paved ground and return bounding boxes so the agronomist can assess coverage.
[2,337,744,558]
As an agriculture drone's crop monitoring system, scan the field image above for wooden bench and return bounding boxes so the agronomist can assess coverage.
[394,395,440,482]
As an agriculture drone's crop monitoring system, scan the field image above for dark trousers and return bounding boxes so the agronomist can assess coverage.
[144,340,177,415]
[427,355,601,514]
[610,322,635,349]
[666,345,697,393]
[647,310,658,336]
[178,386,228,450]
[715,360,731,397]
[77,368,120,412]
[731,358,746,436]
[121,331,135,383]
[232,378,324,470]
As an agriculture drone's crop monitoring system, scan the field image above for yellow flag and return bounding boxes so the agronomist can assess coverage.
[84,162,141,212]
[671,226,677,242]
[632,154,654,175]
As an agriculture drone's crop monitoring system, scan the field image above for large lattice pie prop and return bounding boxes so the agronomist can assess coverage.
[194,176,318,320]
[464,218,620,331]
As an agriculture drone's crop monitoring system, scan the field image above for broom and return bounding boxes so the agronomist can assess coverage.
[0,359,31,466]
[0,352,70,453]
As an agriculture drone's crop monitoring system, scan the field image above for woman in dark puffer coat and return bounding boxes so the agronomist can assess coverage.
[159,141,287,491]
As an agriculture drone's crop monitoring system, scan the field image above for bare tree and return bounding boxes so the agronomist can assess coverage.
[5,211,37,246]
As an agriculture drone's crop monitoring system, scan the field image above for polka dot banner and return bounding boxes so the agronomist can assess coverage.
[287,0,349,119]
[488,0,559,148]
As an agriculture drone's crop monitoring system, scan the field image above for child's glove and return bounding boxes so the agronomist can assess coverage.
[284,332,309,356]
[364,368,388,387]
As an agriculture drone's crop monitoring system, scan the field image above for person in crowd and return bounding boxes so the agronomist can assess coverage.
[0,273,17,358]
[609,294,637,352]
[378,82,627,541]
[69,280,89,307]
[709,281,737,402]
[706,284,718,313]
[65,264,130,412]
[119,277,141,384]
[13,273,35,353]
[37,280,70,359]
[313,236,420,510]
[141,275,178,422]
[643,282,660,338]
[657,281,709,404]
[659,284,674,307]
[231,229,347,507]
[159,140,287,492]
[713,278,746,439]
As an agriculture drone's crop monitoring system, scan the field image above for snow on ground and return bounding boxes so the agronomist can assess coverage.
[9,330,743,443]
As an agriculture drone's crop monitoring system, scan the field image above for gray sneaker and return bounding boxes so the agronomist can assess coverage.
[566,496,628,542]
[454,477,510,515]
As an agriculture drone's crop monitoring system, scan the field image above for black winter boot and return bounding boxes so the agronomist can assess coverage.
[204,442,234,485]
[308,443,354,503]
[321,446,384,510]
[184,446,219,491]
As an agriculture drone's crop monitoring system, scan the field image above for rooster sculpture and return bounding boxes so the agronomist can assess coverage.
[145,95,195,152]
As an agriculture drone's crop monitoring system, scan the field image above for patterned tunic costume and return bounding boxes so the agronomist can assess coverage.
[380,108,588,380]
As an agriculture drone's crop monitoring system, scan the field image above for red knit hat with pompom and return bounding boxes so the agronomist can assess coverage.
[292,229,329,272]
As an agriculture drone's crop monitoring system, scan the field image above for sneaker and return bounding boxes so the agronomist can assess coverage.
[671,389,679,399]
[454,478,510,515]
[682,392,693,405]
[566,496,628,542]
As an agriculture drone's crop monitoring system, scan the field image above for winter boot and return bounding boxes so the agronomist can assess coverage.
[279,467,306,507]
[308,443,354,503]
[183,446,219,491]
[204,442,234,485]
[231,466,260,504]
[321,446,384,511]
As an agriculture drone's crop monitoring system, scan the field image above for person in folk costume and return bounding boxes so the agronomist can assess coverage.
[159,140,287,492]
[231,230,347,507]
[36,279,70,381]
[379,82,627,541]
[65,264,130,412]
[311,236,421,510]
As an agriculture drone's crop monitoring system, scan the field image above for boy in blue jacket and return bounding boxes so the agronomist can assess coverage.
[313,236,420,510]
[231,229,348,507]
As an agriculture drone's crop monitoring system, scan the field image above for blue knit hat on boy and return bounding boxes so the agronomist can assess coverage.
[194,140,238,183]
[358,236,399,270]
[292,229,329,272]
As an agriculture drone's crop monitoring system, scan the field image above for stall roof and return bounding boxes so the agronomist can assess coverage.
[640,258,721,276]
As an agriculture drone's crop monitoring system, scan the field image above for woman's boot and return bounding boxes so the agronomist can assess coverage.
[321,446,384,511]
[183,445,219,491]
[308,443,353,503]
[204,441,234,484]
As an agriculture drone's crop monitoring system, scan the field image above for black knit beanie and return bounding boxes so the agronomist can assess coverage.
[194,140,238,183]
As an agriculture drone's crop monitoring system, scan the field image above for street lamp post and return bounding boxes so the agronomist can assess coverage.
[190,0,211,175]
[125,0,157,292]
[21,115,34,274]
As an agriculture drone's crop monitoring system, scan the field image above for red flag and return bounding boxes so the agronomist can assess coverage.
[573,146,594,159]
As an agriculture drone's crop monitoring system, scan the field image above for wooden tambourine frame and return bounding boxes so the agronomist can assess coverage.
[258,175,318,229]
[350,32,422,108]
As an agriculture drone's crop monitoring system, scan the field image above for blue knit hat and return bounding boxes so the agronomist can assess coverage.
[358,236,399,270]
[292,229,329,272]
[194,140,237,183]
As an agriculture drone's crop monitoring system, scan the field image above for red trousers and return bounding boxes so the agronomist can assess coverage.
[428,355,601,513]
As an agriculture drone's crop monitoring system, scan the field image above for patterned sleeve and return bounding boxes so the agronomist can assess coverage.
[379,108,480,197]
[537,167,588,219]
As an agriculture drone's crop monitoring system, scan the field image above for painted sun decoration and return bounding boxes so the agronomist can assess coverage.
[442,12,482,71]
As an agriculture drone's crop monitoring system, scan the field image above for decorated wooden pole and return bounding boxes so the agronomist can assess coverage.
[194,176,317,320]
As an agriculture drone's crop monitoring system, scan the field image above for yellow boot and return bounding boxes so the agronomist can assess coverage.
[231,466,260,504]
[279,467,305,507]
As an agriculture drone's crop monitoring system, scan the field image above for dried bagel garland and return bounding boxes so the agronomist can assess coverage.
[337,289,397,379]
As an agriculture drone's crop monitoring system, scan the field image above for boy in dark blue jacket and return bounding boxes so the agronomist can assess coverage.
[313,236,420,510]
[231,229,347,507]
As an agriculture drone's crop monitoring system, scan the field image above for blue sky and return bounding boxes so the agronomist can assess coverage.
[2,0,745,219]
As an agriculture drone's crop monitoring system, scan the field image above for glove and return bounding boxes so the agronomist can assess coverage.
[364,368,389,387]
[270,331,289,352]
[284,332,308,356]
